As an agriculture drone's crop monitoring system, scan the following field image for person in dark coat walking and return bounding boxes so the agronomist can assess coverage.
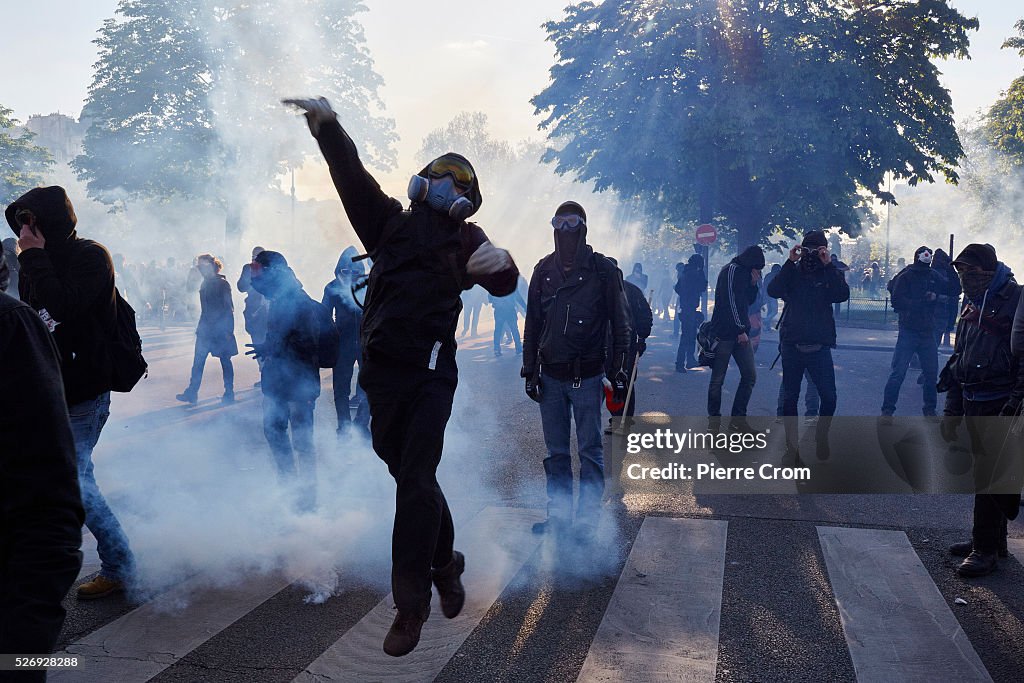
[675,254,707,372]
[931,248,961,347]
[0,289,84,674]
[286,96,518,657]
[323,246,370,434]
[940,244,1024,578]
[707,246,765,427]
[606,257,653,428]
[177,253,237,405]
[7,186,136,601]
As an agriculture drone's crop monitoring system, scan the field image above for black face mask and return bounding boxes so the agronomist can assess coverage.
[960,270,994,301]
[555,230,580,269]
[251,270,289,297]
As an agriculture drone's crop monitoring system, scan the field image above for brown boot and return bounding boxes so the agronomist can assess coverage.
[383,603,430,657]
[431,551,466,619]
[77,575,125,600]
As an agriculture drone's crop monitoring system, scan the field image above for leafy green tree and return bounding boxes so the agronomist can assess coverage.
[984,20,1024,165]
[532,0,977,251]
[0,106,53,205]
[74,0,396,215]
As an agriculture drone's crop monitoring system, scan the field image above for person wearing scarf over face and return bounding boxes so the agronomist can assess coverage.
[941,244,1024,577]
[284,97,518,657]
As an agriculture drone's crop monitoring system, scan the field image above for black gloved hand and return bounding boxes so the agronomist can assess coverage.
[1000,402,1020,417]
[612,370,629,404]
[245,343,266,361]
[940,415,961,443]
[525,376,542,403]
[637,339,647,357]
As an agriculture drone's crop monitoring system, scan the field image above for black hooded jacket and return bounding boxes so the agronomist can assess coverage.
[675,255,707,313]
[0,292,84,656]
[887,261,941,332]
[710,247,764,339]
[314,121,518,372]
[767,256,850,347]
[6,186,117,405]
[259,270,326,402]
[522,224,631,381]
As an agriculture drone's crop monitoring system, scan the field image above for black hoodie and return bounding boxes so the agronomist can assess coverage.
[322,246,364,350]
[313,121,518,371]
[710,246,764,339]
[6,186,117,405]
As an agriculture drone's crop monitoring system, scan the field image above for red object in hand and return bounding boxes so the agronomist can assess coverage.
[604,378,625,413]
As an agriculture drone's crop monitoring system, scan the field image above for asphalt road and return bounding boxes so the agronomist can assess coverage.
[48,314,1024,683]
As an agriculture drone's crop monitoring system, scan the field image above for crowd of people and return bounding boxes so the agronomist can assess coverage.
[2,96,1021,670]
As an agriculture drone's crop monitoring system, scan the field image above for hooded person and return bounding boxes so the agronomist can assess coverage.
[931,248,961,347]
[767,230,850,456]
[284,96,518,657]
[625,262,648,292]
[675,254,707,371]
[880,246,942,418]
[521,200,631,540]
[707,245,765,429]
[247,250,334,514]
[5,186,136,600]
[940,244,1024,577]
[323,246,370,434]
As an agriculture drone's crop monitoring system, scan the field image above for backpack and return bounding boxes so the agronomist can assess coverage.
[109,288,148,392]
[696,320,719,367]
[313,299,341,369]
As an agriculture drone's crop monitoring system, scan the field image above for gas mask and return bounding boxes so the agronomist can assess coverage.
[408,156,476,220]
[408,175,474,220]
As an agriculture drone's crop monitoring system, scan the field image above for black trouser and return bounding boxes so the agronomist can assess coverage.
[263,395,316,510]
[963,398,1021,554]
[707,339,756,417]
[676,309,699,369]
[332,341,369,429]
[360,354,457,613]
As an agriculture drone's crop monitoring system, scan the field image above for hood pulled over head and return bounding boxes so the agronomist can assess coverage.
[334,245,365,278]
[733,245,765,271]
[5,186,78,243]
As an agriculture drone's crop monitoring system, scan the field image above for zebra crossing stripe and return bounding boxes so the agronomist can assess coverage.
[576,517,728,683]
[50,573,291,682]
[293,506,545,683]
[1008,537,1023,564]
[817,526,992,683]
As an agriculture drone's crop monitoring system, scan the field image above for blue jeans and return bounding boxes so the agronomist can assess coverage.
[69,392,135,583]
[776,368,820,417]
[881,328,938,416]
[538,374,604,523]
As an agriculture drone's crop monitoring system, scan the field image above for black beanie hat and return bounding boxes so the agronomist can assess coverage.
[801,230,828,249]
[555,201,587,223]
[953,244,998,271]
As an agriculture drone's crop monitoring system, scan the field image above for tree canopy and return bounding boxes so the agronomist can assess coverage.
[532,0,978,251]
[0,106,53,205]
[984,19,1024,166]
[74,0,396,215]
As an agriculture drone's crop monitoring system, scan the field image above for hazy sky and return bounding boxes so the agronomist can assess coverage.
[4,0,1023,194]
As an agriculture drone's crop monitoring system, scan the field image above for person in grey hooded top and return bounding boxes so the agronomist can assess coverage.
[323,246,370,433]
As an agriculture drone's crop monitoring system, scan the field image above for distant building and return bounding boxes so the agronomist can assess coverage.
[23,113,85,164]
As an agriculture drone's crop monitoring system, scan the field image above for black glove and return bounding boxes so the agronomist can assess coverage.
[245,343,267,361]
[525,376,542,403]
[637,339,647,357]
[1000,402,1020,417]
[940,415,961,443]
[612,370,629,404]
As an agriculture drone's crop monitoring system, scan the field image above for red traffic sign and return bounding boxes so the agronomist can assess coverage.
[695,223,717,246]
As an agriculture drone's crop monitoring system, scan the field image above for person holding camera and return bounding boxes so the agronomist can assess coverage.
[767,231,850,453]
